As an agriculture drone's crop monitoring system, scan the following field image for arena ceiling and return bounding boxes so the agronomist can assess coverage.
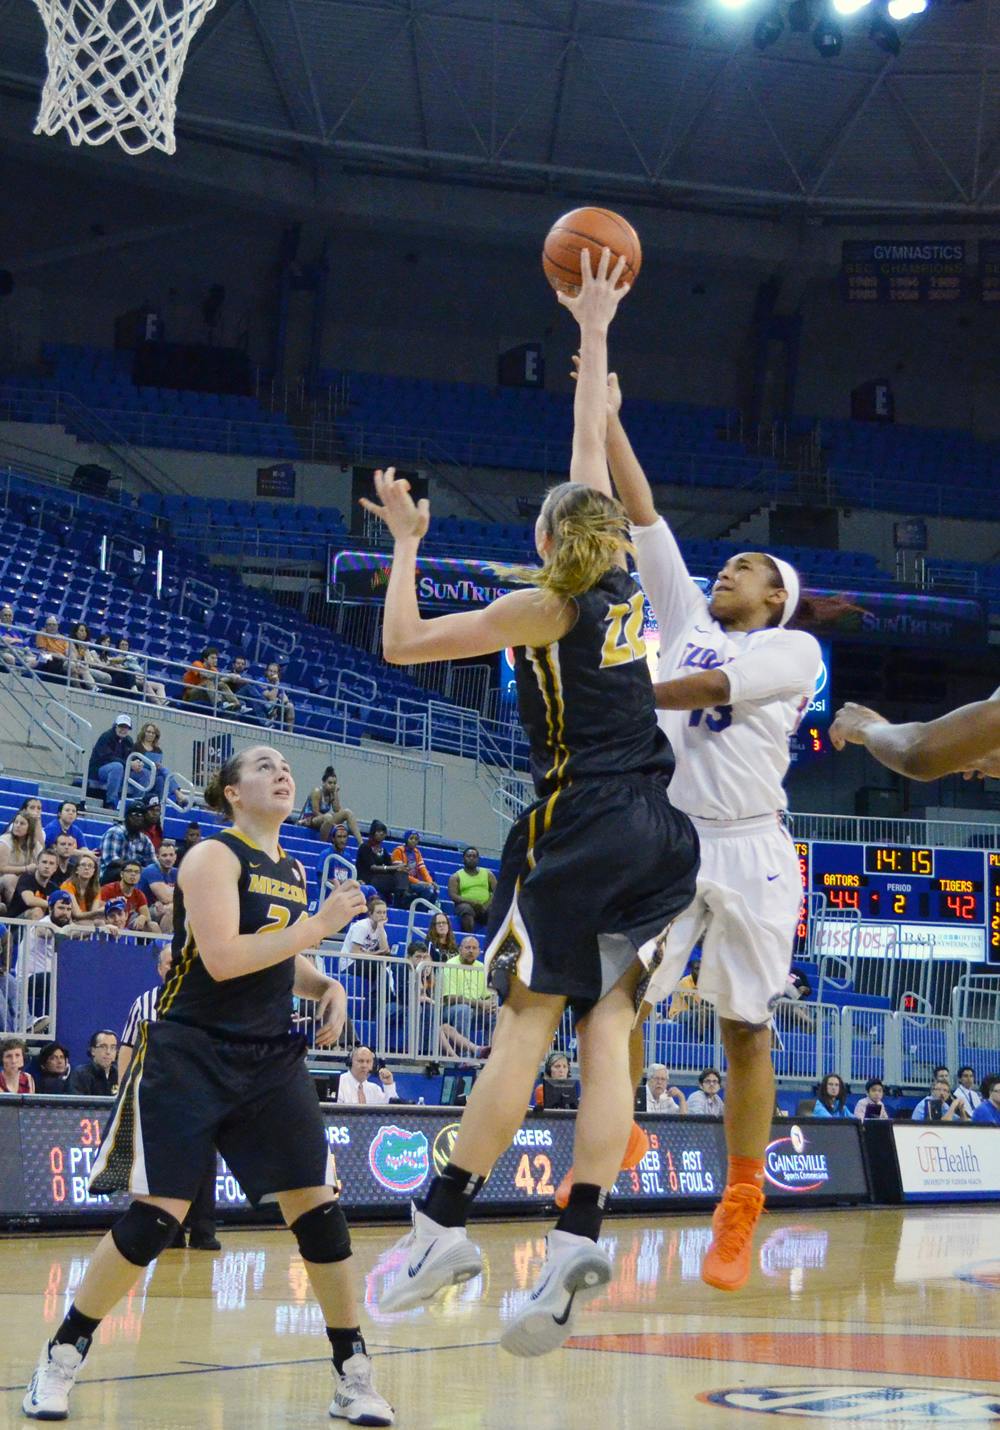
[3,0,1000,220]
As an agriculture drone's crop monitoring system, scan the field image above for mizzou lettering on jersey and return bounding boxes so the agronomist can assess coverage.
[513,566,675,801]
[246,872,308,905]
[162,829,309,1040]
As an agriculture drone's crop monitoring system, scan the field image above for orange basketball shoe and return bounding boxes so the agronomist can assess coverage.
[701,1183,766,1292]
[553,1122,651,1210]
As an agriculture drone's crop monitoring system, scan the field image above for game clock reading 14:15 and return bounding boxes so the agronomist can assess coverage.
[792,841,1000,962]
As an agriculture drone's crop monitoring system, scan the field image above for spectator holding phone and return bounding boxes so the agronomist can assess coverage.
[913,1076,971,1122]
[853,1078,890,1120]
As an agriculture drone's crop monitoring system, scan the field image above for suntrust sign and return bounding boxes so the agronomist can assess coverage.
[894,1125,1000,1203]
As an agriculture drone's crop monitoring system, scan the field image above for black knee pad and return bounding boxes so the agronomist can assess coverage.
[291,1201,352,1264]
[111,1201,182,1267]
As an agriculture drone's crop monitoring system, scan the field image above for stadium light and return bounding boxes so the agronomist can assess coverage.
[717,0,754,11]
[833,0,871,14]
[754,7,785,47]
[812,14,844,53]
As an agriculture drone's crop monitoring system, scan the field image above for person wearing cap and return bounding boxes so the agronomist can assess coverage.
[390,829,437,905]
[87,713,136,809]
[101,897,132,936]
[571,372,823,1296]
[19,889,76,1029]
[98,802,156,884]
[100,859,158,933]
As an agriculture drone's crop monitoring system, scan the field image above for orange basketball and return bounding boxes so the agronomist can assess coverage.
[542,207,642,296]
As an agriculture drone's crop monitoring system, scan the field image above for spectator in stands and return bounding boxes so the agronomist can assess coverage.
[53,832,78,878]
[426,910,458,964]
[42,800,78,848]
[391,830,438,905]
[112,636,169,706]
[100,858,157,932]
[61,851,106,925]
[221,655,261,716]
[913,1077,971,1122]
[16,887,76,1031]
[972,1076,1000,1125]
[0,603,36,670]
[812,1073,850,1118]
[88,712,135,808]
[686,1069,725,1117]
[954,1065,983,1115]
[667,956,707,1025]
[853,1078,889,1120]
[34,615,69,679]
[101,898,132,936]
[331,824,353,861]
[639,1064,687,1114]
[533,1052,578,1110]
[138,839,177,934]
[355,820,408,906]
[336,1046,399,1105]
[933,1064,951,1087]
[67,1029,119,1096]
[300,766,362,844]
[339,895,391,974]
[175,820,202,865]
[448,847,496,933]
[69,621,114,691]
[1,1037,34,1093]
[261,661,295,731]
[7,847,61,922]
[99,801,156,883]
[124,722,182,807]
[0,811,43,904]
[439,935,496,1046]
[33,1041,71,1095]
[182,646,241,712]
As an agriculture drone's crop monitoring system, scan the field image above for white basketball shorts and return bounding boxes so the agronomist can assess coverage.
[642,813,802,1026]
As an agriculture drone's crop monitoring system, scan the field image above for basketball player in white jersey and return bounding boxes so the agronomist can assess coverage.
[580,367,821,1292]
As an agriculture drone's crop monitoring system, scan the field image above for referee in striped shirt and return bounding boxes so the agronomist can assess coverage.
[118,945,220,1251]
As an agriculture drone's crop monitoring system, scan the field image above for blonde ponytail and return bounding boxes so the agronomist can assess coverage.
[495,483,630,600]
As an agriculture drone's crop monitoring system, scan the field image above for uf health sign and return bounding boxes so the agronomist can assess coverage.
[893,1124,1000,1202]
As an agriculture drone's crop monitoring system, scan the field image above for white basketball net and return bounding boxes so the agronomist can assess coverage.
[31,0,218,156]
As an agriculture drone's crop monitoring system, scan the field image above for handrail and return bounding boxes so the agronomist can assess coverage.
[0,639,92,780]
[318,849,357,902]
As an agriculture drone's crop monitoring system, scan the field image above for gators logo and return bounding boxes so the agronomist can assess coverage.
[368,1125,430,1194]
[433,1123,492,1186]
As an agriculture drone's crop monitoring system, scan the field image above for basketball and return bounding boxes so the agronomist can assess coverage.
[542,207,642,296]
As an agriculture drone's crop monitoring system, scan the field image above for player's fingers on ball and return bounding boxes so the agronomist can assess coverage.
[580,246,593,282]
[596,245,611,281]
[610,253,626,286]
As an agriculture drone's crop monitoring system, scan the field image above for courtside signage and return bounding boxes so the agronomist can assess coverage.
[893,1125,1000,1202]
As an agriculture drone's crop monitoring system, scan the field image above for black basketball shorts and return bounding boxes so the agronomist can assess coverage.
[484,772,699,1015]
[89,1019,335,1205]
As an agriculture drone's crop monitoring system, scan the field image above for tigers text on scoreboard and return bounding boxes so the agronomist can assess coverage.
[793,840,1000,963]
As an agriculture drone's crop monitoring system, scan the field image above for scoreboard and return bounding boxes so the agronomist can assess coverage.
[794,839,1000,963]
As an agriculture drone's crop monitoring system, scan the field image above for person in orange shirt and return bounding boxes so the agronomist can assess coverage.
[182,646,240,711]
[390,830,437,904]
[34,615,69,678]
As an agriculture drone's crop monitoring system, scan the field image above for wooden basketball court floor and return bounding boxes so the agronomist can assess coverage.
[3,1206,999,1428]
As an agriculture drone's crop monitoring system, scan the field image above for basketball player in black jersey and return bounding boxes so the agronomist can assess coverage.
[23,745,395,1426]
[364,250,699,1356]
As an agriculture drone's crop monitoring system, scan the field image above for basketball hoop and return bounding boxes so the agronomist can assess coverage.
[31,0,218,156]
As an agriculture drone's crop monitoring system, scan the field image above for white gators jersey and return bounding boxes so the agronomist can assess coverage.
[632,519,822,822]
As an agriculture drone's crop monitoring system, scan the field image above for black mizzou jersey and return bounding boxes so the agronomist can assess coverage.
[162,829,309,1040]
[515,566,676,800]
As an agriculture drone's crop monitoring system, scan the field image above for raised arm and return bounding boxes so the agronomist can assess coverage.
[557,248,629,496]
[831,694,1000,781]
[360,468,574,664]
[179,841,367,981]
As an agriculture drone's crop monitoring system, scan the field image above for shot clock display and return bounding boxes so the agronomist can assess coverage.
[0,1099,869,1228]
[798,840,999,963]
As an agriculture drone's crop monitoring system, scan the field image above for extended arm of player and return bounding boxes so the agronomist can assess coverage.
[566,293,613,498]
[654,631,821,710]
[179,841,367,982]
[360,469,574,663]
[831,695,1000,780]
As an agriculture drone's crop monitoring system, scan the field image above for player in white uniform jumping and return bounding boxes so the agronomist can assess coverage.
[587,370,821,1292]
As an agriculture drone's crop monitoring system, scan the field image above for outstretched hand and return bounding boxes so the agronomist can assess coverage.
[571,354,622,419]
[830,702,888,751]
[557,246,630,328]
[359,466,430,543]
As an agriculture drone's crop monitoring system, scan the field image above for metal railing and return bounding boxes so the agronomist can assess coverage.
[0,639,92,783]
[789,811,1000,849]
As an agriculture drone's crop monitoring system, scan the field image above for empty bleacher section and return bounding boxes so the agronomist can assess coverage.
[1,344,300,458]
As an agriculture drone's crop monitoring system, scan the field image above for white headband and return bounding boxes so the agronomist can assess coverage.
[766,555,801,627]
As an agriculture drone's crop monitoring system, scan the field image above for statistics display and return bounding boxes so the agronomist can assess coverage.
[0,1100,869,1227]
[794,839,1000,964]
[841,240,966,303]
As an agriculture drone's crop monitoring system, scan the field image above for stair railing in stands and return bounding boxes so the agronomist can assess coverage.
[0,641,91,783]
